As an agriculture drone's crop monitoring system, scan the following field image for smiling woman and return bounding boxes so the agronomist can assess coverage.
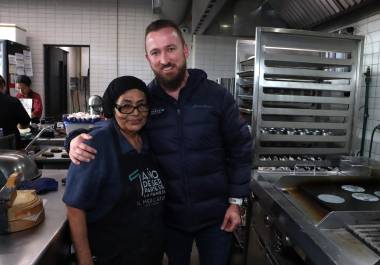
[63,76,165,265]
[113,89,149,152]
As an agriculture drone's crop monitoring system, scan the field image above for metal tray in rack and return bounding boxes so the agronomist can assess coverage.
[237,70,254,78]
[238,94,253,100]
[239,107,253,114]
[239,83,253,90]
[239,57,255,67]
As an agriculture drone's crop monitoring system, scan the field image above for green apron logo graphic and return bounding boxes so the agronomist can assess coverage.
[128,169,140,182]
[129,168,165,207]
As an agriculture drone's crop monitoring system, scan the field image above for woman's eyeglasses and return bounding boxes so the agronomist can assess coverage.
[115,103,149,114]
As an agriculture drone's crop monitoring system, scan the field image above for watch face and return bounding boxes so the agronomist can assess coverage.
[229,198,243,205]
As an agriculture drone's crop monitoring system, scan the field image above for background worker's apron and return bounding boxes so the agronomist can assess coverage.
[87,127,165,265]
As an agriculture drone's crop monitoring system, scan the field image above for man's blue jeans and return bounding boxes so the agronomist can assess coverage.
[165,224,233,265]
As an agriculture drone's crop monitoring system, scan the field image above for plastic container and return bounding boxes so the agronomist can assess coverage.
[63,122,95,134]
[62,113,100,134]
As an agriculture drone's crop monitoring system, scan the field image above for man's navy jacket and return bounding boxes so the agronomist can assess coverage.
[146,69,252,232]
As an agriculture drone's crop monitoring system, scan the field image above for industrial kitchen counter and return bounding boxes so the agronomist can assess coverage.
[246,166,380,265]
[0,169,70,265]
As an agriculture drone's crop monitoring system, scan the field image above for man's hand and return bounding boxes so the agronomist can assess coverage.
[69,133,97,165]
[220,204,241,232]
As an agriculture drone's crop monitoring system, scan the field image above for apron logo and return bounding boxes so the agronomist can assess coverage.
[138,168,165,207]
[128,169,140,182]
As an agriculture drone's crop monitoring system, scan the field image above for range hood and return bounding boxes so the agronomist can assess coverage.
[268,0,378,29]
[189,0,380,37]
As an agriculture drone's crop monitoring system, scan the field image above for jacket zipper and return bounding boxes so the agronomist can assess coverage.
[176,104,190,208]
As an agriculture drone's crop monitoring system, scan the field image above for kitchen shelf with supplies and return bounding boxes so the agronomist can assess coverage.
[252,27,364,168]
[235,40,255,127]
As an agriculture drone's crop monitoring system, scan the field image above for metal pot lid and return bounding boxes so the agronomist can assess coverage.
[0,150,41,187]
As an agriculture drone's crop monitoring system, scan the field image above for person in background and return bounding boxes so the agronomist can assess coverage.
[68,19,252,265]
[15,75,43,123]
[63,76,165,265]
[0,74,31,148]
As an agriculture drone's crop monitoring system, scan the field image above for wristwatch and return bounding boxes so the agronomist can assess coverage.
[229,197,243,206]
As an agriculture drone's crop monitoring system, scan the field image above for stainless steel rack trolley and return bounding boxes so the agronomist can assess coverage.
[252,27,364,168]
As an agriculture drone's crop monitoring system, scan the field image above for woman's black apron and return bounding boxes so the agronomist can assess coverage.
[87,126,165,265]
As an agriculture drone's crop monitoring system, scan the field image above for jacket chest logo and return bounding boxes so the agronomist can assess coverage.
[150,107,166,116]
[191,104,213,109]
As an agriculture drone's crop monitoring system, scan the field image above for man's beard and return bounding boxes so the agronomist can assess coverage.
[154,62,187,92]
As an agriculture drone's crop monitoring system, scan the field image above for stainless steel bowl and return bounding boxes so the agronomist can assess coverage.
[0,150,41,187]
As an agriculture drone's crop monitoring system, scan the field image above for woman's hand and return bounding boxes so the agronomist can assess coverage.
[69,133,97,165]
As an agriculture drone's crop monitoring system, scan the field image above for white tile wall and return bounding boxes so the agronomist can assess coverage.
[191,34,237,82]
[343,13,380,159]
[0,0,119,105]
[117,0,157,83]
[0,0,236,116]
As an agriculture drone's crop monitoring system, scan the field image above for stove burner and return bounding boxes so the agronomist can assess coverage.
[341,185,365,193]
[352,193,379,202]
[50,148,63,153]
[42,152,54,158]
[318,194,345,204]
[61,153,69,159]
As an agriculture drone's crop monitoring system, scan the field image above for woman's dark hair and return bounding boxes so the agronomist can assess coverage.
[15,75,31,86]
[102,76,149,118]
[145,19,185,45]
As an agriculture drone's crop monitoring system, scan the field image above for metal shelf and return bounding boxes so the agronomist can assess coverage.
[240,57,255,66]
[260,135,347,142]
[239,107,253,114]
[237,70,254,78]
[257,159,332,168]
[257,147,347,155]
[239,83,253,89]
[238,95,253,100]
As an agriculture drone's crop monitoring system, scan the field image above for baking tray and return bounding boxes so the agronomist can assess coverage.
[33,146,70,163]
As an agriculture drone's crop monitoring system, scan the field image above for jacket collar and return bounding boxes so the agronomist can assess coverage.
[148,69,207,104]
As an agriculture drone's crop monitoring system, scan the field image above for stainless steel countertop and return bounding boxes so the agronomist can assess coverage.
[0,169,68,265]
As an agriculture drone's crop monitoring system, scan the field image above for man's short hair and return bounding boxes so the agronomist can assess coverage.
[16,75,31,87]
[145,19,185,46]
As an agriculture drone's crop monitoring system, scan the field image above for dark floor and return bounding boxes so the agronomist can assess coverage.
[70,245,244,265]
[162,243,244,265]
